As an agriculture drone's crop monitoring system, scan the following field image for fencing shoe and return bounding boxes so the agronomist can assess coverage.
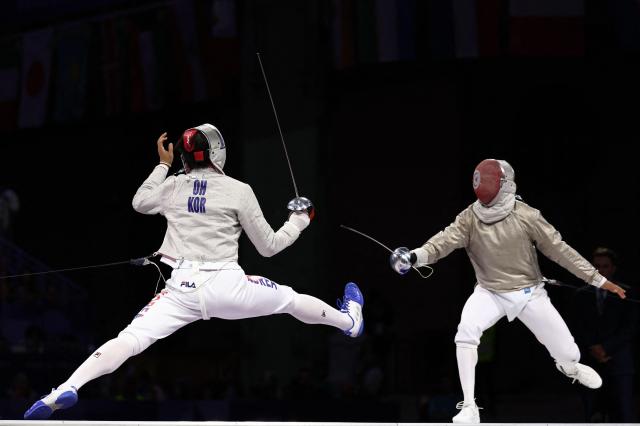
[452,401,481,424]
[337,282,364,337]
[24,384,78,420]
[556,362,602,389]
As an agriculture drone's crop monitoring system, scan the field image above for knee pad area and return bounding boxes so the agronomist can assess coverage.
[117,331,149,356]
[555,343,580,365]
[283,291,301,314]
[454,322,481,348]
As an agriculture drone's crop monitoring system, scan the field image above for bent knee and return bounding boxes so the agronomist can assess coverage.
[455,322,482,348]
[117,330,153,356]
[552,342,580,364]
[281,290,301,315]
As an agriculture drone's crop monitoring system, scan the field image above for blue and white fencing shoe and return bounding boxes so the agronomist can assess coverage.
[337,282,364,338]
[24,384,78,420]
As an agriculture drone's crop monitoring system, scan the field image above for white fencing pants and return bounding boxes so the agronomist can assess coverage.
[453,284,580,402]
[454,284,580,363]
[62,268,351,390]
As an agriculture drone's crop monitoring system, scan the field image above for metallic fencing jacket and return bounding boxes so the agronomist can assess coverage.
[132,165,303,263]
[413,200,605,293]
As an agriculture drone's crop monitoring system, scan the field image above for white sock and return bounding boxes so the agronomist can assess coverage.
[61,335,138,390]
[456,346,478,405]
[288,294,352,331]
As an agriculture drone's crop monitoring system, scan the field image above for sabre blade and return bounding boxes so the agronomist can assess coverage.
[339,224,434,279]
[256,52,299,198]
[340,225,395,254]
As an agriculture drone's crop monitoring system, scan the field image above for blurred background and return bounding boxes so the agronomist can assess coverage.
[0,0,639,422]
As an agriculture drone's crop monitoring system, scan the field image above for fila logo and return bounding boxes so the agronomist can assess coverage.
[180,281,196,288]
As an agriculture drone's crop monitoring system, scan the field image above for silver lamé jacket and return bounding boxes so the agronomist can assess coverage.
[413,200,605,293]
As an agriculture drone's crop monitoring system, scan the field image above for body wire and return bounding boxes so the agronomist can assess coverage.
[0,256,167,296]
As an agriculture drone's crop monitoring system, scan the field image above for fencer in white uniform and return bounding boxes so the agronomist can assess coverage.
[389,159,626,424]
[24,124,365,420]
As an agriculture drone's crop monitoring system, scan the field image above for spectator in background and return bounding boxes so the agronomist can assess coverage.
[572,247,638,422]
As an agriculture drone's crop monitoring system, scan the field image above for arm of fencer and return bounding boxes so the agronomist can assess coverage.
[529,212,605,287]
[131,164,175,215]
[238,185,310,257]
[411,209,471,266]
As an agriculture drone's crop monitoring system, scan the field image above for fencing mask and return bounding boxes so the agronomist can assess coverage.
[175,123,226,174]
[472,159,516,206]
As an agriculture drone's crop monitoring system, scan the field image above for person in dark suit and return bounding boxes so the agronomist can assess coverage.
[572,247,638,422]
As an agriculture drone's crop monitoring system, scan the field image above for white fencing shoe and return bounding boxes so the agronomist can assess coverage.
[556,362,602,389]
[452,401,481,424]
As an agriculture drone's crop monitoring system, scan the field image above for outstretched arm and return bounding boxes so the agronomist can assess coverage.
[531,213,625,299]
[392,209,472,274]
[600,280,626,299]
[131,132,176,215]
[412,209,472,266]
[238,185,310,257]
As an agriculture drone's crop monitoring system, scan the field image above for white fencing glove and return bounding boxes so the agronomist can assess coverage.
[288,211,311,232]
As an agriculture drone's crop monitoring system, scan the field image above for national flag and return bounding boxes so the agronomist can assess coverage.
[355,0,377,64]
[125,18,145,114]
[332,0,416,67]
[475,0,502,56]
[138,29,163,111]
[452,0,478,58]
[210,0,237,38]
[426,0,455,57]
[18,28,53,128]
[332,0,356,69]
[396,0,416,61]
[99,18,125,117]
[375,0,399,62]
[53,24,90,123]
[509,0,585,56]
[172,0,207,103]
[0,39,20,130]
[451,0,502,58]
[196,0,240,98]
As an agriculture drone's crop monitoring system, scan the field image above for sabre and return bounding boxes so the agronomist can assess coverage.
[340,225,433,279]
[256,52,313,215]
